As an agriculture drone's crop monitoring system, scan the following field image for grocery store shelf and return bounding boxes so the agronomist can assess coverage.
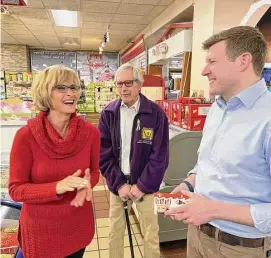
[0,120,27,126]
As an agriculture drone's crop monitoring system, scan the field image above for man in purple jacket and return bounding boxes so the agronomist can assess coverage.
[98,63,169,258]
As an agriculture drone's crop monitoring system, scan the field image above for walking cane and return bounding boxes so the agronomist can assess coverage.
[123,200,135,258]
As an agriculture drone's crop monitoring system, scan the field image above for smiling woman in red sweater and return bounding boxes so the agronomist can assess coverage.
[8,65,100,258]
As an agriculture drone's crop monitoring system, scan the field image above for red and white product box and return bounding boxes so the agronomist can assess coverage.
[163,100,174,122]
[181,104,211,131]
[154,192,189,214]
[168,101,179,124]
[171,102,183,127]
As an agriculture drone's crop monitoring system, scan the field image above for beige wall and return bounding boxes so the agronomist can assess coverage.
[190,0,260,98]
[213,0,255,33]
[190,0,216,98]
[0,44,30,72]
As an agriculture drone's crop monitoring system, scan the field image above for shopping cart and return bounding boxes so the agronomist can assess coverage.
[1,199,23,258]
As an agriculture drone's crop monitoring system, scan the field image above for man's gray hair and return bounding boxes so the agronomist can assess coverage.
[114,63,144,84]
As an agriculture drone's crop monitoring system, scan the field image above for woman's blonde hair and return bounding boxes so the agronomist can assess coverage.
[31,65,80,111]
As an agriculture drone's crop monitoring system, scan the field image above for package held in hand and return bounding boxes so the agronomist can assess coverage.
[154,192,188,214]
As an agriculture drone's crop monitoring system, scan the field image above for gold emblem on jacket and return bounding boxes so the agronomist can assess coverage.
[141,127,154,141]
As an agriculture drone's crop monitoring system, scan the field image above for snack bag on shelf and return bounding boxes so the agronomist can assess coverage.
[154,192,189,214]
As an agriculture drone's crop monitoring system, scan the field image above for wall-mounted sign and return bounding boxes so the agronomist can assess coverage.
[148,29,193,65]
[30,50,76,71]
[152,43,169,56]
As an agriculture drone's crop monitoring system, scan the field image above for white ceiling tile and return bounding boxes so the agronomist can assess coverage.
[112,14,144,24]
[148,5,166,17]
[81,37,102,44]
[140,15,155,25]
[82,29,104,36]
[84,0,120,2]
[25,0,44,8]
[157,0,174,5]
[16,39,43,47]
[1,30,20,44]
[121,0,160,4]
[82,1,119,14]
[110,23,137,31]
[20,17,53,26]
[104,44,122,51]
[42,0,81,11]
[81,39,100,49]
[116,3,153,16]
[134,24,148,31]
[1,15,23,24]
[58,36,80,43]
[1,23,28,30]
[5,29,32,36]
[8,7,49,19]
[35,37,60,44]
[39,38,60,43]
[110,35,129,41]
[1,0,154,51]
[25,25,55,32]
[57,33,80,39]
[42,41,62,48]
[109,30,136,37]
[54,27,80,33]
[12,35,38,41]
[83,22,109,29]
[82,13,114,23]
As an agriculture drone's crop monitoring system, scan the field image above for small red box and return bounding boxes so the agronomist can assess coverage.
[171,102,183,127]
[181,104,211,131]
[162,100,173,122]
[179,97,205,104]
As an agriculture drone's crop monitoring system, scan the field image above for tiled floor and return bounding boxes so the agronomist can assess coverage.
[84,175,187,258]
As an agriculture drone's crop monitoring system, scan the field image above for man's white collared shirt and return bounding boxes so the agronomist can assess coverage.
[120,98,140,175]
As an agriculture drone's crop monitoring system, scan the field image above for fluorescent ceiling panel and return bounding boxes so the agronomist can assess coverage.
[51,9,79,28]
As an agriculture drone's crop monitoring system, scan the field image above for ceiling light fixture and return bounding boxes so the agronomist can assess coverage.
[106,30,110,43]
[51,9,79,27]
[98,27,110,52]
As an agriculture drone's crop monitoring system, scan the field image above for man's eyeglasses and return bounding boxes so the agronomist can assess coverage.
[114,80,137,88]
[53,85,81,93]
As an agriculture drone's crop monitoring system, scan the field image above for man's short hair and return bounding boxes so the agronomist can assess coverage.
[114,63,144,84]
[32,65,80,111]
[202,26,267,76]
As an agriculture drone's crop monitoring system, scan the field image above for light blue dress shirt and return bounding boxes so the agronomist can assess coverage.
[191,79,271,238]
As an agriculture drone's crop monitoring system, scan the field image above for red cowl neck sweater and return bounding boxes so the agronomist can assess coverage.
[9,112,100,258]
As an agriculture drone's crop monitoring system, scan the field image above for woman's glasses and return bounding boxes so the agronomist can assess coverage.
[53,85,81,93]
